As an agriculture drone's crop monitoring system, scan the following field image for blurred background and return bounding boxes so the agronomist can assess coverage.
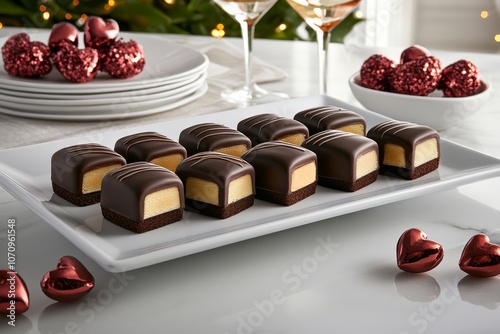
[0,0,499,52]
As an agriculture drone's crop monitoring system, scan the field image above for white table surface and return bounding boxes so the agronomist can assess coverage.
[1,28,500,333]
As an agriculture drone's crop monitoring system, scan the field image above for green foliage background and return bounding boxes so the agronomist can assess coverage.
[0,0,361,42]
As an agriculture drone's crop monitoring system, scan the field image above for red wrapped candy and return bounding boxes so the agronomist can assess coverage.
[439,60,480,97]
[390,56,442,96]
[359,54,397,91]
[1,33,52,78]
[102,39,145,79]
[48,22,79,53]
[53,44,99,83]
[400,45,431,64]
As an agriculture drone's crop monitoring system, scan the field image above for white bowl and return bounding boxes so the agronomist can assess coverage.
[348,72,491,131]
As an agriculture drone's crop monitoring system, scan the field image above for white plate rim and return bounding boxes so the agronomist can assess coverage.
[0,82,208,120]
[1,95,500,272]
[0,72,207,108]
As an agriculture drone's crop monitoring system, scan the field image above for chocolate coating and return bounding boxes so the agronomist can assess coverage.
[176,152,255,208]
[367,121,440,179]
[101,162,184,223]
[114,132,186,166]
[302,130,378,188]
[179,123,251,156]
[51,143,126,195]
[237,113,309,146]
[241,141,317,195]
[294,106,366,136]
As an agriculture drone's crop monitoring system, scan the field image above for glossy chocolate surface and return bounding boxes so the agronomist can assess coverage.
[367,120,440,169]
[179,123,251,156]
[100,162,184,222]
[114,131,186,163]
[294,106,366,135]
[241,141,316,194]
[237,113,309,146]
[302,130,378,182]
[176,152,255,207]
[51,143,125,194]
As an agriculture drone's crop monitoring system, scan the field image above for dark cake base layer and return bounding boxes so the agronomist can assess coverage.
[318,170,378,192]
[380,158,439,180]
[185,195,254,219]
[102,207,183,234]
[52,182,100,207]
[256,182,317,206]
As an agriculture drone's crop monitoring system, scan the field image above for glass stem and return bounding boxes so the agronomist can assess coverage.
[316,30,331,96]
[240,20,255,92]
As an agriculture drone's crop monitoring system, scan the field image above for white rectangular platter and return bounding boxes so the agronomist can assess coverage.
[2,95,500,272]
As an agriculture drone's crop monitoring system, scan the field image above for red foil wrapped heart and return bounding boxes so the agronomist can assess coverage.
[84,16,119,49]
[48,22,79,53]
[53,44,99,83]
[0,270,30,314]
[1,33,52,78]
[102,39,146,79]
[459,234,500,277]
[400,45,431,64]
[40,256,95,302]
[397,228,444,273]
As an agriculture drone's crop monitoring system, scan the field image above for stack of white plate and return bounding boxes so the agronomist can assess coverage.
[0,32,209,121]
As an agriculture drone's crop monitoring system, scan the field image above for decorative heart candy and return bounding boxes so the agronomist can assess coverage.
[0,270,30,314]
[84,16,119,49]
[48,21,79,53]
[1,33,52,78]
[53,44,99,83]
[102,39,146,79]
[40,256,95,302]
[397,228,444,273]
[459,234,500,277]
[400,44,431,64]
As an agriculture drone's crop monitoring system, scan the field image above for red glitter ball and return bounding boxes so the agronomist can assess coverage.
[400,45,431,64]
[102,39,145,79]
[359,54,397,91]
[53,44,99,83]
[389,56,442,96]
[438,60,480,97]
[1,33,52,78]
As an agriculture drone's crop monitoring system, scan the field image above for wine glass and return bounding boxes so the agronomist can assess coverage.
[287,0,361,95]
[214,0,288,106]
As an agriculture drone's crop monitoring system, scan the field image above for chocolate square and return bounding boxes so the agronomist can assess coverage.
[294,106,366,136]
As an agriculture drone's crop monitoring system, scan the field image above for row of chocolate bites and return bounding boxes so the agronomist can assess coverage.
[50,106,440,233]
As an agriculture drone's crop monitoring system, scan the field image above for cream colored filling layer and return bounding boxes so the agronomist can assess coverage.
[383,138,439,168]
[291,162,316,192]
[150,154,184,172]
[277,133,307,146]
[356,150,378,179]
[143,187,181,219]
[82,164,122,194]
[337,124,365,136]
[186,174,253,206]
[215,144,248,157]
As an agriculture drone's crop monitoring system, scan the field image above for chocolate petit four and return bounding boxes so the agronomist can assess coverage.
[241,141,317,206]
[176,152,255,219]
[294,106,366,136]
[302,130,379,192]
[179,123,251,157]
[100,162,184,233]
[114,131,186,172]
[367,120,440,180]
[51,143,126,206]
[237,113,309,146]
